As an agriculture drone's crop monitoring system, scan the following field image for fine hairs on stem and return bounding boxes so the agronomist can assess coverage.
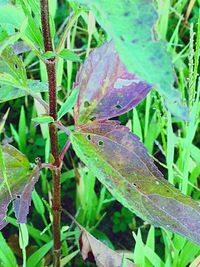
[40,0,61,266]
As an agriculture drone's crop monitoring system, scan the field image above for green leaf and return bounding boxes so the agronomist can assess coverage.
[0,4,25,28]
[0,25,9,42]
[19,223,29,249]
[144,246,164,267]
[58,49,82,62]
[71,121,200,246]
[32,115,54,124]
[27,241,53,267]
[0,108,9,134]
[0,80,49,102]
[133,229,145,266]
[0,47,27,87]
[0,72,20,87]
[19,105,26,152]
[60,250,79,266]
[0,144,40,229]
[32,190,45,216]
[18,0,43,48]
[0,33,21,55]
[0,232,17,267]
[75,0,188,120]
[58,88,79,120]
[42,51,56,60]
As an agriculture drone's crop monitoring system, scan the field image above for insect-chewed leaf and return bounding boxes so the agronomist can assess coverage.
[0,144,40,229]
[79,229,135,267]
[74,41,151,125]
[75,0,188,120]
[71,121,200,245]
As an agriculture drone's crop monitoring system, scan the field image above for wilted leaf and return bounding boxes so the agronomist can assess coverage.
[74,41,151,125]
[0,80,49,103]
[79,229,135,267]
[75,0,188,120]
[71,121,200,245]
[0,144,40,229]
[189,255,200,267]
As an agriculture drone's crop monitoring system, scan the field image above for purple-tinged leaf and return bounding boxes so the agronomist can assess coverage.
[0,144,40,229]
[74,0,189,120]
[13,168,40,224]
[71,121,200,245]
[74,41,151,125]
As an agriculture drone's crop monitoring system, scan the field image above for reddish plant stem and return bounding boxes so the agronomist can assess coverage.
[40,0,61,266]
[60,140,71,162]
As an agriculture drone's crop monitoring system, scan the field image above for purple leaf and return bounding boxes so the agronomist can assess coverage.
[13,168,40,224]
[0,144,40,229]
[71,121,200,245]
[74,41,151,125]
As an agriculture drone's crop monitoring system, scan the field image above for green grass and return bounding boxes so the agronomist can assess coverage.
[0,0,200,266]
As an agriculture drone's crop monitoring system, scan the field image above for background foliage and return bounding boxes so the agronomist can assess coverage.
[0,0,200,266]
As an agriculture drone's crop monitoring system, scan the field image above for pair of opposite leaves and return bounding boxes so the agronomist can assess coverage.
[1,41,200,247]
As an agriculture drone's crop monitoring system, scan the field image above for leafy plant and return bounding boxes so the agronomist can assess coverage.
[0,0,199,266]
[111,207,134,233]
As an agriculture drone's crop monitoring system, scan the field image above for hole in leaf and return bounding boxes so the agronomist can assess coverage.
[98,140,104,146]
[165,71,170,76]
[124,11,130,16]
[84,101,90,108]
[14,64,18,69]
[91,116,96,121]
[132,39,138,44]
[115,104,122,109]
[87,134,91,141]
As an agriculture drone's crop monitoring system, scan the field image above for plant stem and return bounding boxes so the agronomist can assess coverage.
[40,1,61,266]
[60,140,71,162]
